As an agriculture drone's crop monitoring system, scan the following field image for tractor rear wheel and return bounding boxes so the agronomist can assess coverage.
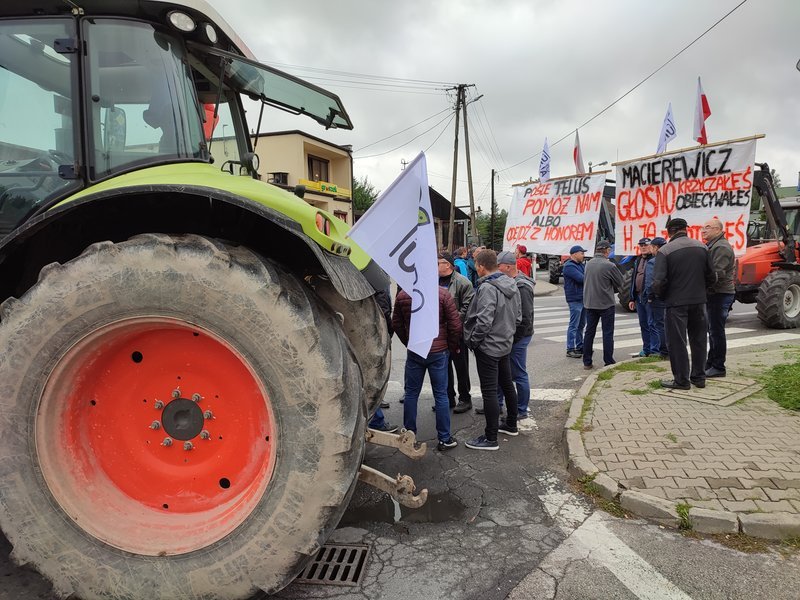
[0,234,365,600]
[548,258,561,284]
[756,270,800,328]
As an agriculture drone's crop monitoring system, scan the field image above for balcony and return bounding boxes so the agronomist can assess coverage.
[298,178,351,199]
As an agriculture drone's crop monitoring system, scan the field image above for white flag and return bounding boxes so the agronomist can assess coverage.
[656,102,677,154]
[539,137,550,182]
[573,131,586,174]
[346,152,438,357]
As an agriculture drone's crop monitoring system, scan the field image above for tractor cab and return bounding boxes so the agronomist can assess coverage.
[0,1,352,237]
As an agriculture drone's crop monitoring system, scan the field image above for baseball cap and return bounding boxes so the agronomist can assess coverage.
[596,240,612,251]
[667,217,688,231]
[569,244,587,254]
[650,237,667,247]
[517,245,527,254]
[497,251,516,265]
[638,237,652,245]
[438,253,454,267]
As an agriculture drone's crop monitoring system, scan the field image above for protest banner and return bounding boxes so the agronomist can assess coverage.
[614,135,761,256]
[503,172,608,255]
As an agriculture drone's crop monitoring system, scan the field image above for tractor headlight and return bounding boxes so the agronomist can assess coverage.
[168,11,196,32]
[203,23,218,44]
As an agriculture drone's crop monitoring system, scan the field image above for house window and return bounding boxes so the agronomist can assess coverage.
[308,155,329,182]
[334,210,349,224]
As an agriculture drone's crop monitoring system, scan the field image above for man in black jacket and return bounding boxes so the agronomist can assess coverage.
[652,218,714,390]
[497,251,535,419]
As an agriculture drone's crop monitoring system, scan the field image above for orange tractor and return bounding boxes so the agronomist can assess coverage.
[735,164,800,328]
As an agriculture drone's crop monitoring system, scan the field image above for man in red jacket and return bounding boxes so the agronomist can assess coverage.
[516,245,533,277]
[393,286,462,451]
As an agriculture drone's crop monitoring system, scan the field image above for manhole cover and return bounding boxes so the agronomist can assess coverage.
[653,376,762,406]
[294,544,370,586]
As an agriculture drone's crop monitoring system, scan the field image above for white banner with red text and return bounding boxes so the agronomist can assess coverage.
[614,138,757,256]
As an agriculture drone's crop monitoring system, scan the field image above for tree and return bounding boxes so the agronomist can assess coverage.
[353,176,380,211]
[475,207,507,251]
[770,168,782,188]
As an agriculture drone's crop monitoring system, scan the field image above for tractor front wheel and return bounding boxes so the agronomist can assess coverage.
[756,270,800,328]
[0,234,365,600]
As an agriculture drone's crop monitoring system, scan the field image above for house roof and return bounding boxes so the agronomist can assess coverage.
[252,130,353,154]
[429,187,470,221]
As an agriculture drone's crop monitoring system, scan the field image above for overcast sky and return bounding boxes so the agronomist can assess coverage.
[211,0,799,213]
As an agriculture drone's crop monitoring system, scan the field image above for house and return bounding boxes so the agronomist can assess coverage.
[250,130,354,224]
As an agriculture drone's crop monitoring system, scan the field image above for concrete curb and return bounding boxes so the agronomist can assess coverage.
[563,357,800,541]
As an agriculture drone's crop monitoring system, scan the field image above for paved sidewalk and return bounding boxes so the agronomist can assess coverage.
[566,345,800,538]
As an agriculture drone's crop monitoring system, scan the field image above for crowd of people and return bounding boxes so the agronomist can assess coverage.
[368,219,736,452]
[369,245,536,452]
[563,217,736,390]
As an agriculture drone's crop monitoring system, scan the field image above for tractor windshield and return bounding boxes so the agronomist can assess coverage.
[84,19,207,179]
[0,19,81,236]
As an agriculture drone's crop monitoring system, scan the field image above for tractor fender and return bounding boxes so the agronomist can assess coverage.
[0,184,388,303]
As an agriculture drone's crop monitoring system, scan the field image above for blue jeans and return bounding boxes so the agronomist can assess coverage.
[498,335,532,415]
[566,301,586,351]
[368,408,387,429]
[402,350,451,442]
[583,306,616,366]
[649,300,667,355]
[635,297,652,354]
[706,293,735,371]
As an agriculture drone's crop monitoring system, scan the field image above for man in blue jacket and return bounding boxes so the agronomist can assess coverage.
[563,245,587,358]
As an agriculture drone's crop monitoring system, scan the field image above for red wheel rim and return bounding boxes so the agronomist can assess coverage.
[36,317,276,555]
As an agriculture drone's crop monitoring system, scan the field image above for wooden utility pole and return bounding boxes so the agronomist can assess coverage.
[447,85,463,252]
[462,93,478,242]
[490,168,496,249]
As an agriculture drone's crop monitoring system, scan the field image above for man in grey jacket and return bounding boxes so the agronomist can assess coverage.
[583,241,624,369]
[463,250,521,450]
[701,219,735,377]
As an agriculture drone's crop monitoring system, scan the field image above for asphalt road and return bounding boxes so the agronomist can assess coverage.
[2,273,800,600]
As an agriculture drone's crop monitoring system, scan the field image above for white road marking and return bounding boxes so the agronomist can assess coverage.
[535,315,640,326]
[543,327,755,344]
[727,332,800,348]
[532,388,575,402]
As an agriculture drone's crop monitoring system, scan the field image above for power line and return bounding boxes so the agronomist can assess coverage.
[354,111,456,159]
[423,113,456,152]
[498,0,749,174]
[354,108,451,152]
[264,61,456,87]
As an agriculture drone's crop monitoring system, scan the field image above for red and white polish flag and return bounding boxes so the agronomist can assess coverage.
[573,130,586,175]
[693,76,711,145]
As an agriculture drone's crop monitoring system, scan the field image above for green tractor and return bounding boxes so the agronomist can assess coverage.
[0,2,416,598]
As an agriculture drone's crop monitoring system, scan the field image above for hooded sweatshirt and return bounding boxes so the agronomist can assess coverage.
[463,272,521,357]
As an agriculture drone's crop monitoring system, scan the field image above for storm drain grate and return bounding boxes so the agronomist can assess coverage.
[295,544,370,586]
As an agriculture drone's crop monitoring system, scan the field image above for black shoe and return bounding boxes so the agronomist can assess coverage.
[692,379,706,388]
[437,437,458,451]
[583,364,593,370]
[660,379,690,390]
[399,398,404,404]
[465,435,499,451]
[705,367,726,378]
[453,401,472,414]
[474,407,485,415]
[380,400,390,409]
[566,350,583,358]
[368,422,398,433]
[498,421,519,436]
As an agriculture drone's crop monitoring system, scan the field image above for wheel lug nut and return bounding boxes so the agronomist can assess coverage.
[150,421,161,430]
[162,437,173,447]
[200,430,210,440]
[171,389,180,399]
[154,400,164,410]
[203,410,213,420]
[192,393,201,402]
[183,441,194,451]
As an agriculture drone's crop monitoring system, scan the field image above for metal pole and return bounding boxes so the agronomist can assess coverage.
[490,168,495,250]
[462,94,477,243]
[447,85,463,253]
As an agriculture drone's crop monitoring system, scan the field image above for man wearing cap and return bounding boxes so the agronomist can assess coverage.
[628,237,654,356]
[438,253,475,413]
[497,250,535,419]
[652,218,714,390]
[701,218,736,378]
[645,238,669,358]
[563,245,587,358]
[583,241,624,369]
[516,245,533,277]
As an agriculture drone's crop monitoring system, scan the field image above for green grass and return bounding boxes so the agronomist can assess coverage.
[762,357,800,410]
[570,394,594,431]
[676,502,692,530]
[665,433,678,443]
[624,388,649,396]
[577,474,627,519]
[647,380,663,390]
[597,359,667,382]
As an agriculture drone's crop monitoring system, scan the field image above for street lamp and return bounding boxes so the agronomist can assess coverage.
[588,160,608,173]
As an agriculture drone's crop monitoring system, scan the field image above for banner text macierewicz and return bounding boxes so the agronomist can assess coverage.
[614,138,757,255]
